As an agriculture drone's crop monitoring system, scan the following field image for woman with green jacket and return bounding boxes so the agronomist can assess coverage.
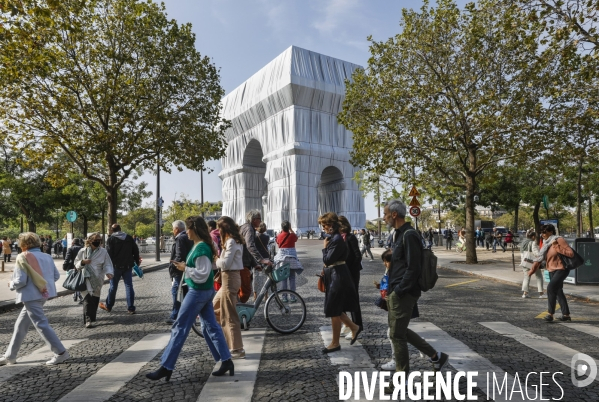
[146,216,233,381]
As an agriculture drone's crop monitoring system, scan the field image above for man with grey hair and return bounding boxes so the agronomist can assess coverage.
[240,210,271,267]
[166,220,193,324]
[382,199,448,393]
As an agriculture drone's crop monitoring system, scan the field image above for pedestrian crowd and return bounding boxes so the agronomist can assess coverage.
[0,204,579,396]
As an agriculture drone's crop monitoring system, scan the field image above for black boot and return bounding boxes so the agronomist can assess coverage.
[146,366,172,382]
[212,359,234,376]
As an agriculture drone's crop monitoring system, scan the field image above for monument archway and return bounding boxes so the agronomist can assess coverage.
[242,139,268,218]
[219,46,366,230]
[318,166,344,216]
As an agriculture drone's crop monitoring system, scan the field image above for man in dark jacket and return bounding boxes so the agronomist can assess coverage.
[383,199,448,392]
[166,220,193,324]
[100,224,140,314]
[64,238,83,303]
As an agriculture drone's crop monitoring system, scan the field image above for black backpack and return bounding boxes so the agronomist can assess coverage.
[403,229,438,292]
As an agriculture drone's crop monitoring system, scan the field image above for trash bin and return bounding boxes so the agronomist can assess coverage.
[564,238,599,285]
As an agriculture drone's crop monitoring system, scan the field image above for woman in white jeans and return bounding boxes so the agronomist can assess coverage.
[0,232,70,366]
[520,231,545,298]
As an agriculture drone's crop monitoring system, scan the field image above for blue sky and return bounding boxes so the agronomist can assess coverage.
[139,0,467,221]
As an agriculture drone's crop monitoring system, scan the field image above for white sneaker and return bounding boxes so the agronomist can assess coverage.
[0,356,16,366]
[381,360,396,371]
[340,325,351,336]
[539,294,548,299]
[345,332,353,340]
[46,350,70,365]
[522,293,530,298]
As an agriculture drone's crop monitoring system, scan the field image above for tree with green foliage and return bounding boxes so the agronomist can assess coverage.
[339,0,553,263]
[0,0,229,226]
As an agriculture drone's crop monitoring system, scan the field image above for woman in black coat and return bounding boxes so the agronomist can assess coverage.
[318,213,361,354]
[338,216,363,331]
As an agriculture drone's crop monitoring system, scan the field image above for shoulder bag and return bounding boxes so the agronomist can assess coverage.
[559,248,584,270]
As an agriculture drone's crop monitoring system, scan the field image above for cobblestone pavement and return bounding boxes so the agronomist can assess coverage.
[0,240,597,401]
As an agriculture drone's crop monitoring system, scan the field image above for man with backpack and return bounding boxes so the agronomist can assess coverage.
[382,199,448,393]
[360,229,374,261]
[100,224,140,314]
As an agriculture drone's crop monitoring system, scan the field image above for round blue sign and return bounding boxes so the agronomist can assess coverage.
[66,211,78,222]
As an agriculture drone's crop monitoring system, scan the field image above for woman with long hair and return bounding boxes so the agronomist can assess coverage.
[74,233,114,328]
[274,220,304,302]
[338,216,363,337]
[146,216,233,381]
[529,224,574,322]
[318,212,361,353]
[214,216,245,359]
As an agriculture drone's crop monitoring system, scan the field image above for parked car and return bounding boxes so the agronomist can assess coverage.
[145,237,156,245]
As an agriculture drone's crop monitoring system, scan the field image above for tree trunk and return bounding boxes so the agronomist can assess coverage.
[465,174,477,264]
[106,185,118,226]
[28,220,36,232]
[589,192,594,238]
[513,203,519,232]
[533,201,541,244]
[576,158,583,237]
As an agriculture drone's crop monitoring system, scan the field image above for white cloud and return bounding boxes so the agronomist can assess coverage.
[312,0,360,35]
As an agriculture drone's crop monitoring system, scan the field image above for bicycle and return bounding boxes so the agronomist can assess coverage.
[237,261,306,334]
[191,261,307,336]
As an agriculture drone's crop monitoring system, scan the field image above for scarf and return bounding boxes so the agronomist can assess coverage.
[16,252,48,292]
[82,247,104,294]
[534,235,558,263]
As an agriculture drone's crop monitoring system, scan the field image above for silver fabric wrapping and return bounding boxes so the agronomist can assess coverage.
[219,46,366,231]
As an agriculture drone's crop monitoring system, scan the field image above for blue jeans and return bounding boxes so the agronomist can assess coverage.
[278,269,297,292]
[170,275,185,320]
[161,288,231,370]
[106,268,135,312]
[493,239,505,252]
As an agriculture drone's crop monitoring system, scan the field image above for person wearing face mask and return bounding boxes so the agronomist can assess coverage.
[74,233,114,328]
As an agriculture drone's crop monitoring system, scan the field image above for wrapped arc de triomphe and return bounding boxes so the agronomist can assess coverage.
[218,46,366,232]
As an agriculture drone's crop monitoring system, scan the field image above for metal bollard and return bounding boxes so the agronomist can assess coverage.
[1,261,4,272]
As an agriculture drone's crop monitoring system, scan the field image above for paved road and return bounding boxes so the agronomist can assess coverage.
[0,240,597,401]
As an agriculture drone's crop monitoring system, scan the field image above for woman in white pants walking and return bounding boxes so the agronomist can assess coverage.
[0,232,70,366]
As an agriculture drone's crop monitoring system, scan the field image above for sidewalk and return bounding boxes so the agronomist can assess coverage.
[369,244,599,303]
[0,253,169,309]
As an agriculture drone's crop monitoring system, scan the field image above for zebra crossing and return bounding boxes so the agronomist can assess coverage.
[0,321,597,401]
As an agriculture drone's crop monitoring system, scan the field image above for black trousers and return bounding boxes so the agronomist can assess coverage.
[3,253,10,262]
[83,294,100,323]
[349,269,363,329]
[547,270,570,315]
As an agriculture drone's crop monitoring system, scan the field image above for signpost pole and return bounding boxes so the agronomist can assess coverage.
[156,155,161,262]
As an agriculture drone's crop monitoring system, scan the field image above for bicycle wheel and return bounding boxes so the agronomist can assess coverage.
[264,290,306,334]
[191,315,204,337]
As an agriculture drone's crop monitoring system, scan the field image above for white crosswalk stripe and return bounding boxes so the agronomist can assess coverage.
[410,322,532,402]
[481,322,599,381]
[58,333,170,402]
[197,328,266,402]
[560,322,599,339]
[0,339,86,382]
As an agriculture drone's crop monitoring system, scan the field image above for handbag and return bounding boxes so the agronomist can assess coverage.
[132,263,143,278]
[521,242,535,269]
[317,271,325,293]
[559,248,584,270]
[62,268,87,291]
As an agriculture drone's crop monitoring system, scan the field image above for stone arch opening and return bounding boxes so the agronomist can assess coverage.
[242,139,268,220]
[318,166,345,216]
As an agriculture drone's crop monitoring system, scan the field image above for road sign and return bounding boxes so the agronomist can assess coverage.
[408,186,420,197]
[409,206,421,217]
[409,196,421,207]
[66,211,77,222]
